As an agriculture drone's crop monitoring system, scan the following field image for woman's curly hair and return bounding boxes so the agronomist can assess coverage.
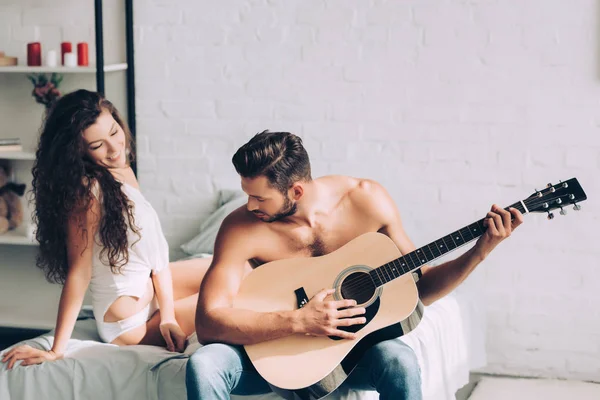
[31,89,138,284]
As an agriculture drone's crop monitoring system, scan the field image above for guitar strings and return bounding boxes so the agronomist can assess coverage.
[328,195,574,298]
[335,194,577,296]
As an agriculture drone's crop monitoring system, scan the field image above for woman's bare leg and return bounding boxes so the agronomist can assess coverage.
[110,258,211,346]
[169,257,212,300]
[113,293,199,347]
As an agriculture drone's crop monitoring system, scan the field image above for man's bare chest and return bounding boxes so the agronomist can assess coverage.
[257,215,381,263]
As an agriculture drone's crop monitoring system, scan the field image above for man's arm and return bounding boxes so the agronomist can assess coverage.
[195,212,365,345]
[356,180,523,306]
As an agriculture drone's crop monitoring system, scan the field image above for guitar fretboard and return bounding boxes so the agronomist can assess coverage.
[368,201,525,287]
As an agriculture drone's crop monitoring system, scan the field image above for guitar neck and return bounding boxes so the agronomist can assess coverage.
[369,200,527,287]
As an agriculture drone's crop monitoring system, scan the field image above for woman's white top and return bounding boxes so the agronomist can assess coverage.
[88,181,169,322]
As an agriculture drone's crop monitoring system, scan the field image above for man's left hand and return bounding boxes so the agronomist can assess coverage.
[475,204,524,259]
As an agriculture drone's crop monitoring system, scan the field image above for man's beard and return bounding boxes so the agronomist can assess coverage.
[254,195,297,223]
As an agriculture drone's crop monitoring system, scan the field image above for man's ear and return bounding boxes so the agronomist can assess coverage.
[290,182,304,201]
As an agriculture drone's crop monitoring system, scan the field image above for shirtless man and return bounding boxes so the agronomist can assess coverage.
[186,131,523,400]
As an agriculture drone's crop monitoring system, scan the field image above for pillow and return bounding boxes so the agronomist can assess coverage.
[180,190,247,256]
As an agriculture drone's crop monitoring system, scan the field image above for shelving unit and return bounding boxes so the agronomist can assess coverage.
[0,0,136,336]
[0,225,36,246]
[0,63,128,74]
[0,151,36,160]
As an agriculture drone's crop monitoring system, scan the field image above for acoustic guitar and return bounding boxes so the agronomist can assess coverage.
[233,178,587,399]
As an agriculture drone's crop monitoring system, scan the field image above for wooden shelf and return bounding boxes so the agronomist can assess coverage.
[0,151,36,160]
[0,224,37,246]
[0,63,127,73]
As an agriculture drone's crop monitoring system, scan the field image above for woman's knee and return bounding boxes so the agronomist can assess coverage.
[170,257,211,299]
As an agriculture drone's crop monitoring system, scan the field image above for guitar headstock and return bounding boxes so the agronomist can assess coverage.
[524,178,587,219]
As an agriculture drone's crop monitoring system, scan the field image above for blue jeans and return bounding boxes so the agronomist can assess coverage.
[186,338,422,400]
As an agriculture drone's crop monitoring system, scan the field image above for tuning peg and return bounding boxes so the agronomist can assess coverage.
[559,207,567,216]
[573,204,581,211]
[547,211,554,220]
[547,183,552,187]
[535,189,542,198]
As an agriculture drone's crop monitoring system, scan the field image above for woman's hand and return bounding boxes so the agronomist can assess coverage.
[1,345,63,369]
[159,320,186,352]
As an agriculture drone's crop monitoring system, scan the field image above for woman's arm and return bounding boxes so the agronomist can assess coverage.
[52,195,99,353]
[2,195,98,369]
[152,267,176,322]
[152,267,186,352]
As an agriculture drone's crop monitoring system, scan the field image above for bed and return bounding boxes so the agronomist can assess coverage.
[0,290,484,400]
[0,191,487,400]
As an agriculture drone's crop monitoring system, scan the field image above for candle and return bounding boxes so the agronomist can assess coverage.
[77,42,89,66]
[64,52,77,67]
[61,42,72,65]
[46,50,58,67]
[27,42,42,66]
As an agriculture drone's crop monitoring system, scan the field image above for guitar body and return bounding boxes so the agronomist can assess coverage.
[234,232,421,396]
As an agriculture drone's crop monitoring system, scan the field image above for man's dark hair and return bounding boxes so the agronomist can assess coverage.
[232,130,312,193]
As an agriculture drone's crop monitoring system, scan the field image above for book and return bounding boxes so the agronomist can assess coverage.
[0,56,18,67]
[0,144,23,152]
[0,138,21,146]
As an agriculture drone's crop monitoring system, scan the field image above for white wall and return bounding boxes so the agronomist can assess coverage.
[135,0,600,382]
[0,0,598,383]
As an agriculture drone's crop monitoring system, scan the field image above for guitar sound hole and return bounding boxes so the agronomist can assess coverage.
[341,272,376,305]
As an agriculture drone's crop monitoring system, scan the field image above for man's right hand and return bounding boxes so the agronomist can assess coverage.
[296,288,366,340]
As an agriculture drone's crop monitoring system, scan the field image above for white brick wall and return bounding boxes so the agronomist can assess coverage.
[1,0,597,383]
[135,0,600,381]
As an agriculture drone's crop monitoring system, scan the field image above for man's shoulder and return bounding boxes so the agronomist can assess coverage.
[346,177,389,206]
[316,174,389,207]
[318,175,383,194]
[221,205,262,233]
[342,177,397,222]
[214,207,267,256]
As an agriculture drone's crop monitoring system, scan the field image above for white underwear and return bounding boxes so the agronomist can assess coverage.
[96,297,159,343]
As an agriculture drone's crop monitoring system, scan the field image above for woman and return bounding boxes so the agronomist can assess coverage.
[2,89,210,369]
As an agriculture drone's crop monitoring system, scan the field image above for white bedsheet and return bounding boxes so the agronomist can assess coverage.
[0,292,485,400]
